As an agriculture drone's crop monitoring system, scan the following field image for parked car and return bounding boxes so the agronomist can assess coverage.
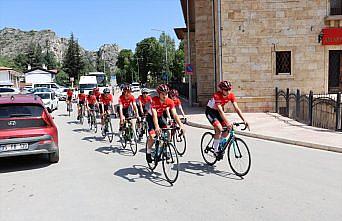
[58,88,68,101]
[34,92,58,113]
[0,94,59,163]
[131,82,140,92]
[0,87,20,96]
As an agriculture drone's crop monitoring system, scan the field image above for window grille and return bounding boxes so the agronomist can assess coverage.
[276,51,291,75]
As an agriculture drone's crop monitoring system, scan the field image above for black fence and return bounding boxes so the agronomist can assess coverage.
[275,87,342,131]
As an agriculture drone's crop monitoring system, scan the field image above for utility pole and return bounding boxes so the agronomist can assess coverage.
[187,0,192,106]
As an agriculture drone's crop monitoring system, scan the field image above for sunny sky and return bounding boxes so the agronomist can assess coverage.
[0,0,185,51]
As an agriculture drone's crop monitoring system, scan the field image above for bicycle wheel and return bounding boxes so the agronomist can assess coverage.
[128,128,137,155]
[146,140,158,171]
[200,132,217,166]
[173,128,186,156]
[93,115,98,133]
[80,114,84,124]
[107,118,114,143]
[227,137,251,177]
[162,142,179,184]
[68,103,71,116]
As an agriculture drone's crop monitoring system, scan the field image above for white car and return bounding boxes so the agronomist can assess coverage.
[131,82,140,92]
[35,92,59,113]
[0,87,20,95]
[58,88,68,101]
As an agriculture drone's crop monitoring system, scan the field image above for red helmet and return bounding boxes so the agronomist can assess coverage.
[169,89,179,98]
[156,84,169,94]
[218,81,232,91]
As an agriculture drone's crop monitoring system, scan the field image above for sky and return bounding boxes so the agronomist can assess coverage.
[0,0,185,51]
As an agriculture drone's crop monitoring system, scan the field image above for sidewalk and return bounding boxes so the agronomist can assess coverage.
[181,101,342,153]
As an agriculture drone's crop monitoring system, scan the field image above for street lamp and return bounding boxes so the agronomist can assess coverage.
[151,28,168,84]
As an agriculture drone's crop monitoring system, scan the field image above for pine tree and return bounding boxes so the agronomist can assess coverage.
[62,33,84,81]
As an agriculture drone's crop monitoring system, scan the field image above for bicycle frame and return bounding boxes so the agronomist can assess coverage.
[220,126,242,158]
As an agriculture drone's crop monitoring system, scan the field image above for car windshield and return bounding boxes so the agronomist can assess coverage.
[0,88,15,93]
[0,104,43,118]
[80,84,97,90]
[63,89,68,92]
[36,93,51,100]
[35,84,50,88]
[132,83,139,86]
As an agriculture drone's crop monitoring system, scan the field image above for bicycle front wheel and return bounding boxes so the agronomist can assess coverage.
[93,116,97,133]
[227,137,251,177]
[200,132,217,166]
[129,128,137,155]
[173,129,186,156]
[107,119,114,143]
[162,143,179,184]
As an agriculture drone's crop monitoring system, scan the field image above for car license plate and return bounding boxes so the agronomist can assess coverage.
[0,143,29,152]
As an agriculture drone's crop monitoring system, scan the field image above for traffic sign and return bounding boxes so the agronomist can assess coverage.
[185,64,193,75]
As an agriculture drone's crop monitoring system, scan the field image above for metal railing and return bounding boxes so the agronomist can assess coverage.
[275,87,342,131]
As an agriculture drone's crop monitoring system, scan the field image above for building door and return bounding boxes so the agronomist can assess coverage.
[328,50,342,92]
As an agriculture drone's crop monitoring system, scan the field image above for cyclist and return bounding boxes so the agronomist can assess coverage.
[118,85,139,131]
[66,87,73,111]
[146,84,185,163]
[205,80,249,159]
[99,88,115,133]
[77,89,86,120]
[86,90,97,124]
[168,89,186,120]
[136,88,152,138]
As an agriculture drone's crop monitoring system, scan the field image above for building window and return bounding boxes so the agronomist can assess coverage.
[331,0,342,15]
[276,51,291,75]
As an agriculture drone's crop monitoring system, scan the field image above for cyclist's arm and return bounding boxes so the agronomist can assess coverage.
[132,102,139,118]
[170,108,184,131]
[138,101,144,114]
[232,101,249,129]
[178,104,186,118]
[119,104,124,119]
[165,107,171,119]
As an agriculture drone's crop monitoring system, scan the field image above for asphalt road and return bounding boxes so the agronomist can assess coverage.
[1,99,342,221]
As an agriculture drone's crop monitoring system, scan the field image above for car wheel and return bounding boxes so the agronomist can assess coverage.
[48,148,59,163]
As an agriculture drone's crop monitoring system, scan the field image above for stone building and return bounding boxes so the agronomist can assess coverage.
[175,0,342,112]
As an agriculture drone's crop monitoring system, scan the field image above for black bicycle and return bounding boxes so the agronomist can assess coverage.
[120,117,138,155]
[170,118,187,156]
[136,115,148,141]
[101,112,114,142]
[146,128,179,184]
[88,108,97,133]
[200,122,251,177]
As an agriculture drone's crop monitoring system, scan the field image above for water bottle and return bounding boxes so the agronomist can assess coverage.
[219,137,228,150]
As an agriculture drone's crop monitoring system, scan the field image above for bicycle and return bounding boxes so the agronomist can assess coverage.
[101,112,114,142]
[200,122,251,177]
[88,108,97,133]
[170,118,187,156]
[136,115,148,141]
[67,101,72,117]
[119,117,138,155]
[146,128,179,184]
[78,104,85,124]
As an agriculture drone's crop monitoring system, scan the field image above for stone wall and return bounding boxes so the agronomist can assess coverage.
[219,0,342,112]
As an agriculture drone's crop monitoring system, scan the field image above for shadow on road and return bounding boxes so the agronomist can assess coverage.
[114,165,172,187]
[67,121,80,125]
[179,161,243,180]
[82,135,107,143]
[73,128,90,133]
[95,145,133,156]
[57,114,69,117]
[0,155,51,173]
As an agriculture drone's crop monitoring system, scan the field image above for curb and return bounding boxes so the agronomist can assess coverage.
[187,121,342,154]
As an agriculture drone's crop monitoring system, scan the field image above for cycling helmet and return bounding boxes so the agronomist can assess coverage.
[169,89,179,98]
[89,91,93,95]
[80,89,84,93]
[156,84,169,94]
[103,88,110,94]
[141,88,149,94]
[123,85,132,92]
[218,81,232,91]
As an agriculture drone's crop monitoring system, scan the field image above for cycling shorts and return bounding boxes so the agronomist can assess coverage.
[205,107,228,127]
[146,114,167,135]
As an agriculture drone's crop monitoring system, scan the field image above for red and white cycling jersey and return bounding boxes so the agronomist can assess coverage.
[149,96,175,117]
[207,91,237,110]
[119,94,135,109]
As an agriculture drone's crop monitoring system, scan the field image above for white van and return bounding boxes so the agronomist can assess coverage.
[32,83,60,91]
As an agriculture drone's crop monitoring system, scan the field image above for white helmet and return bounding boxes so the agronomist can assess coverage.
[141,88,148,94]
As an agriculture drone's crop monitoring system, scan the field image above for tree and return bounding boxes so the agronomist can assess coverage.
[116,49,134,83]
[54,70,69,86]
[135,37,163,84]
[170,40,185,82]
[43,40,57,69]
[159,33,176,81]
[63,33,84,81]
[27,43,44,68]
